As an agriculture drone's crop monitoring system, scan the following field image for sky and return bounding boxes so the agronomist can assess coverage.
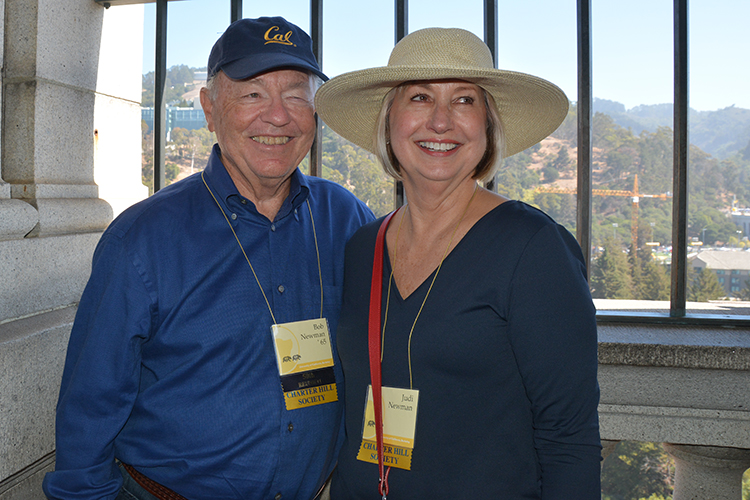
[142,0,750,112]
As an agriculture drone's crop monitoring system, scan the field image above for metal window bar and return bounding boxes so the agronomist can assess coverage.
[118,0,749,326]
[577,0,592,278]
[393,0,408,208]
[153,0,167,192]
[310,0,324,178]
[595,0,748,326]
[231,0,242,23]
[484,0,498,193]
[670,0,689,317]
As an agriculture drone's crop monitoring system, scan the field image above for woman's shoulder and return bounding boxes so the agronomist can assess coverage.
[478,199,558,238]
[348,213,393,244]
[468,199,582,260]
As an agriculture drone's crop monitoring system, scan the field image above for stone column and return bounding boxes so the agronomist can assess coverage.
[2,0,112,238]
[0,1,144,497]
[663,443,750,500]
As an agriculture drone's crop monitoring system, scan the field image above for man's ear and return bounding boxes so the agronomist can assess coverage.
[200,87,215,133]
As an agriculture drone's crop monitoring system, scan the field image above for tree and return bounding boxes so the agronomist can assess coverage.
[165,162,180,183]
[541,165,559,183]
[531,192,576,234]
[688,268,725,301]
[141,120,155,194]
[590,237,633,299]
[347,156,392,217]
[318,125,393,216]
[494,150,539,200]
[639,258,671,300]
[689,206,740,245]
[630,246,670,301]
[142,65,196,107]
[548,145,573,173]
[735,279,750,301]
[601,441,674,500]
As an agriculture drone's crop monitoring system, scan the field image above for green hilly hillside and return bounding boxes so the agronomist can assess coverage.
[593,98,750,160]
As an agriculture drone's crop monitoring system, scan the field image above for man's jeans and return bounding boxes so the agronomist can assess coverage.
[115,463,161,500]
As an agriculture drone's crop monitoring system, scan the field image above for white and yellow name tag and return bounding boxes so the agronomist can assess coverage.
[271,318,338,410]
[357,385,419,470]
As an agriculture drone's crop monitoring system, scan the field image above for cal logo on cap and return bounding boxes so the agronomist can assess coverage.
[264,26,296,47]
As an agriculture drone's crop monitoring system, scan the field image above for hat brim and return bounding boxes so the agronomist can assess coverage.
[315,65,569,159]
[222,53,328,82]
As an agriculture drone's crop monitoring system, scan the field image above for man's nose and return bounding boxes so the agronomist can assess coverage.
[261,96,292,126]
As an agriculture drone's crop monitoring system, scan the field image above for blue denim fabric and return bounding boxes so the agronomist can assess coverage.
[116,463,160,500]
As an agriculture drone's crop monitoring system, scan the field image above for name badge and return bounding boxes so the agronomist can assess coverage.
[271,318,338,410]
[357,385,419,471]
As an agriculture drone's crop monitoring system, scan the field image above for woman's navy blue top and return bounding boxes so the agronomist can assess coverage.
[332,200,601,499]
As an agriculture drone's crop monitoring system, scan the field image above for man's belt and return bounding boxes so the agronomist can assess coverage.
[121,462,188,500]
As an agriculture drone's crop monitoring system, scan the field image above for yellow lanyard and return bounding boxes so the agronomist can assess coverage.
[201,171,324,323]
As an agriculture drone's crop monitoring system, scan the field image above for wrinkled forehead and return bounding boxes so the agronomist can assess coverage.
[229,68,314,87]
[214,68,316,99]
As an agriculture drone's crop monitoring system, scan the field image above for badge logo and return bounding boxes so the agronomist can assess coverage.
[264,26,296,46]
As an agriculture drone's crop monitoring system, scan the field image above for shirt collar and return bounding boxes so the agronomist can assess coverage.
[203,144,311,219]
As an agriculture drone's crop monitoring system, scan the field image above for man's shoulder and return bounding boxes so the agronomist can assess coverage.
[106,173,204,240]
[304,174,356,199]
[346,215,387,250]
[303,175,374,218]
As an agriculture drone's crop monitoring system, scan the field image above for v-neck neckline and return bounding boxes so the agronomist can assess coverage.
[382,201,513,301]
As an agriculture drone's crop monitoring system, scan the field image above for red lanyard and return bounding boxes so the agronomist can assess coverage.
[368,210,398,499]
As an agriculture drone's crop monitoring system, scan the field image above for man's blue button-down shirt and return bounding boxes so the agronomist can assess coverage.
[43,146,374,500]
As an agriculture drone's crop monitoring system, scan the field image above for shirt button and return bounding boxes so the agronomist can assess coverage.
[241,199,247,205]
[278,285,285,293]
[288,423,294,432]
[270,223,276,231]
[275,494,282,500]
[230,213,237,220]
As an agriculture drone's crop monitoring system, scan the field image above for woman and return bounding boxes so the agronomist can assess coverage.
[315,28,600,499]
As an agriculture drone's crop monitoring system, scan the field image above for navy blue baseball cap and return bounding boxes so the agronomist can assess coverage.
[207,16,327,82]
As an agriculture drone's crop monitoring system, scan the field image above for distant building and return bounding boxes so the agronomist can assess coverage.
[731,207,750,238]
[141,106,207,139]
[689,250,750,296]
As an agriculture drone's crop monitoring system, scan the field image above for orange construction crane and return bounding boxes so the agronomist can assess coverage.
[535,174,672,250]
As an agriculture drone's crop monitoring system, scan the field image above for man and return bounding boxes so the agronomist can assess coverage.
[43,17,373,500]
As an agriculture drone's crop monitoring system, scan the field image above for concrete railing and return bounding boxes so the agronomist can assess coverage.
[597,301,750,499]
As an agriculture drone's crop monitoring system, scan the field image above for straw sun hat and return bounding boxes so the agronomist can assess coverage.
[314,27,569,159]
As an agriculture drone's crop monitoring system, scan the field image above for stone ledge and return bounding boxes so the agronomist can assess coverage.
[0,200,37,240]
[0,234,99,322]
[0,307,76,343]
[0,307,75,479]
[10,183,99,199]
[26,198,112,237]
[598,323,750,370]
[0,452,55,497]
[599,403,750,448]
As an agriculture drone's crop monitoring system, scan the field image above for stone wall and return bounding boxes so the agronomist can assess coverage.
[0,1,145,498]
